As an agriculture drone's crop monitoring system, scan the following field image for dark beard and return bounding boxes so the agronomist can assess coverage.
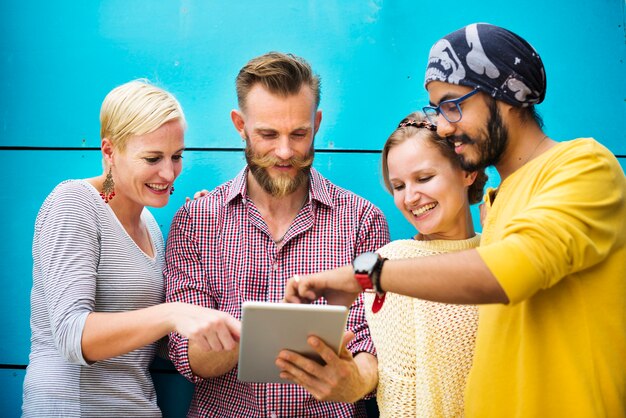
[245,143,314,198]
[456,100,508,172]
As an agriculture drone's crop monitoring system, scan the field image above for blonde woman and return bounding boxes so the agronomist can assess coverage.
[22,80,240,417]
[365,112,486,417]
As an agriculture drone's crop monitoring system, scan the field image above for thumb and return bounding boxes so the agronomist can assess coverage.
[339,330,356,358]
[342,330,355,347]
[226,315,242,340]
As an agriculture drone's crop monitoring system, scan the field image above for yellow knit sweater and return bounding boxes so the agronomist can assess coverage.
[365,236,480,418]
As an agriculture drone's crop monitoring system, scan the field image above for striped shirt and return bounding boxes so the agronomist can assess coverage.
[165,167,390,418]
[23,180,165,418]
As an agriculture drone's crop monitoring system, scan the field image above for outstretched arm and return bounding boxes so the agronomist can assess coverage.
[383,249,507,304]
[285,249,508,307]
[36,183,240,365]
[82,302,240,362]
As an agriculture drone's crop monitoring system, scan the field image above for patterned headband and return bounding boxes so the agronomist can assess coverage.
[397,118,437,132]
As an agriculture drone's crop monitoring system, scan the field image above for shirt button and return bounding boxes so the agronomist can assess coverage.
[273,263,279,271]
[270,412,277,418]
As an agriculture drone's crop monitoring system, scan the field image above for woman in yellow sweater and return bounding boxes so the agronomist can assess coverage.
[364,112,486,417]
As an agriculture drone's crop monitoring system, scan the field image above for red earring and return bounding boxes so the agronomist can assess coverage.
[100,168,115,203]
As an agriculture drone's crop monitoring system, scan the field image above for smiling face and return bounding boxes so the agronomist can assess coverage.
[387,133,476,240]
[107,119,185,209]
[427,81,510,172]
[232,84,321,198]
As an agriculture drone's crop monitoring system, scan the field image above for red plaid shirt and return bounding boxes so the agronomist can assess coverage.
[165,167,390,418]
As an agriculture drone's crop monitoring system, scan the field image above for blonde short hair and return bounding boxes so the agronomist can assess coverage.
[100,79,186,150]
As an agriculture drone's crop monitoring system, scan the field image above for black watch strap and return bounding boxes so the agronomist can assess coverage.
[371,257,386,294]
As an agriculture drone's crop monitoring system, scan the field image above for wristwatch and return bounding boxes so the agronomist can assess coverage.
[352,252,387,313]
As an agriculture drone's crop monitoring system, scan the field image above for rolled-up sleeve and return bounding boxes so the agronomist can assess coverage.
[477,141,624,305]
[164,203,212,383]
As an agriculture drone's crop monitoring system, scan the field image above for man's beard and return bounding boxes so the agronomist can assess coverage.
[454,100,509,172]
[245,142,314,198]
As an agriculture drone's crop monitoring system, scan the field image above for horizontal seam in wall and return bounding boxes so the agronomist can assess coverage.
[0,364,26,369]
[1,147,625,158]
[0,146,382,154]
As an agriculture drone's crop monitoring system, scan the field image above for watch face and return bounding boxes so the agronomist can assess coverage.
[353,252,379,274]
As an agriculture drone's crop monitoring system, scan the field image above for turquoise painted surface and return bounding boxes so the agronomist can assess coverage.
[1,1,624,151]
[1,1,624,416]
[0,369,26,418]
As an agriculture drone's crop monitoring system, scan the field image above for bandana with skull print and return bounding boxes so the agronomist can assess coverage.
[424,23,546,108]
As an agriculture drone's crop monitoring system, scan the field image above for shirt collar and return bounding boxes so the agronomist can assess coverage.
[308,166,333,208]
[224,166,334,208]
[225,167,249,205]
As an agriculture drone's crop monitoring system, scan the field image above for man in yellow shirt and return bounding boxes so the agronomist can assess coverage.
[284,23,626,417]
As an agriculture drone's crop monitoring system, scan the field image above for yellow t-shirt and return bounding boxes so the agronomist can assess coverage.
[470,138,626,417]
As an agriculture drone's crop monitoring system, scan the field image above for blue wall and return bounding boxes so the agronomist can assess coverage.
[1,1,624,416]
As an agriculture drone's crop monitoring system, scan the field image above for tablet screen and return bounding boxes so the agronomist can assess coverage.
[237,301,349,384]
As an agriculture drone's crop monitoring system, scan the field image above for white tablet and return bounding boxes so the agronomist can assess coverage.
[237,301,349,384]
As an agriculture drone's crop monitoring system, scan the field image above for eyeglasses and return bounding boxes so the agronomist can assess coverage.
[422,88,480,126]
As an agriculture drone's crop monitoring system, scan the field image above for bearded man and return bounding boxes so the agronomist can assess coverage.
[164,52,389,418]
[285,24,626,417]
